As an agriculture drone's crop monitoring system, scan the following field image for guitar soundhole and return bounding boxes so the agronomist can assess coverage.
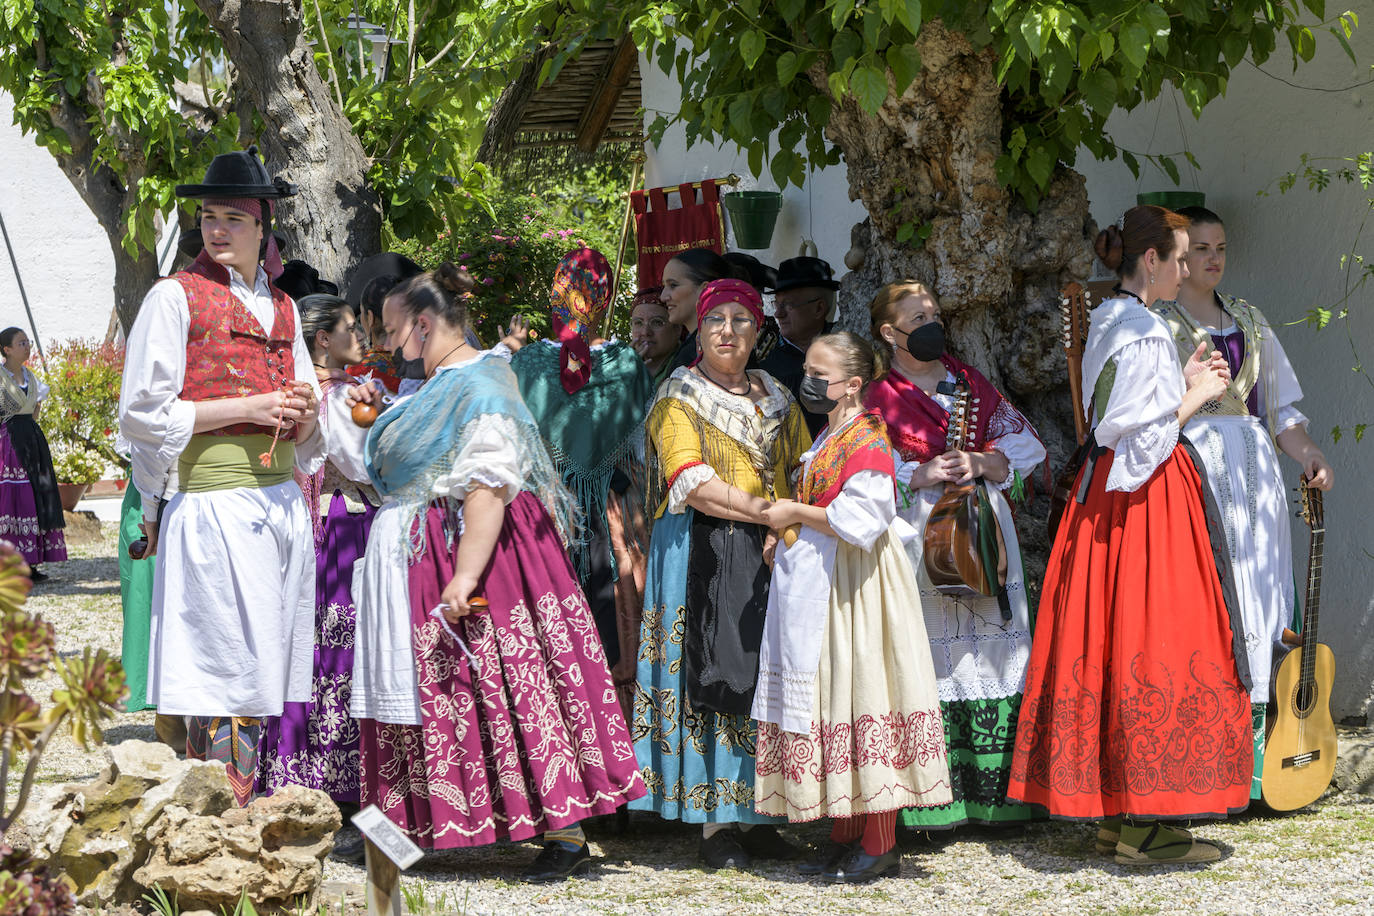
[1293,683,1316,718]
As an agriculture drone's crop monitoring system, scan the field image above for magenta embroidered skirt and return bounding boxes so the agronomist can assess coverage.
[358,492,644,849]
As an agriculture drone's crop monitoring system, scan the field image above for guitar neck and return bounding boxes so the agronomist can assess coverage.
[1300,525,1323,689]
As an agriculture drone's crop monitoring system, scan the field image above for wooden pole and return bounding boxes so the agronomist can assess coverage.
[364,838,402,916]
[603,159,642,339]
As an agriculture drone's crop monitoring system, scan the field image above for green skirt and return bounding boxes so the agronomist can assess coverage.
[901,696,1040,828]
[1251,703,1266,800]
[118,486,156,712]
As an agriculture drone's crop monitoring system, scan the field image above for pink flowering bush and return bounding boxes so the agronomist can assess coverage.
[393,171,636,343]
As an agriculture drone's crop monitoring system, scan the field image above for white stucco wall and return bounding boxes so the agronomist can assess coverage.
[0,91,118,352]
[1073,18,1374,721]
[646,23,1374,718]
[639,54,868,280]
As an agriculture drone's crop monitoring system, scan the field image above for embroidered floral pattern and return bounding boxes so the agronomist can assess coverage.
[359,497,643,848]
[1012,652,1251,805]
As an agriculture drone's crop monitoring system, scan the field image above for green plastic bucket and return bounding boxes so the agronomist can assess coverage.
[1135,191,1206,210]
[723,191,784,250]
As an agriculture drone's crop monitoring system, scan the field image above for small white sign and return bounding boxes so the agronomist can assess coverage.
[351,804,424,870]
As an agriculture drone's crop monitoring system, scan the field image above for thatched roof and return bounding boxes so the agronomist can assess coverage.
[478,35,642,173]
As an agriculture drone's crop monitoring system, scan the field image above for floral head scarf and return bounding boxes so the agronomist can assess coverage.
[550,247,613,393]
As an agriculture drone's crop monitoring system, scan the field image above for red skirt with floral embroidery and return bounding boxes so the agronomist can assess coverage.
[1007,443,1252,820]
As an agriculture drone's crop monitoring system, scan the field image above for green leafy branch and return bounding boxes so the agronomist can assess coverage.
[1264,151,1374,443]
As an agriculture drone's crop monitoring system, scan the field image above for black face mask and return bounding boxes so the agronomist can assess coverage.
[901,322,946,362]
[393,350,427,379]
[799,374,840,414]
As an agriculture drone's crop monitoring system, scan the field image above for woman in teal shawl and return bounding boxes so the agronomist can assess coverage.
[510,248,653,719]
[349,262,643,883]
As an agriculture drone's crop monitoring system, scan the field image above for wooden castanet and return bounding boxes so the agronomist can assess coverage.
[352,401,380,428]
[781,524,800,547]
[468,596,489,613]
[128,537,149,560]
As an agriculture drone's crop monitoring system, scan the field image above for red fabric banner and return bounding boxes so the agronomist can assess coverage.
[632,180,726,290]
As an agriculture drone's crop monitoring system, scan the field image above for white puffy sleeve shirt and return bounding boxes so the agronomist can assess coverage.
[119,266,325,522]
[1091,335,1183,492]
[1257,320,1309,435]
[424,358,527,506]
[321,383,372,484]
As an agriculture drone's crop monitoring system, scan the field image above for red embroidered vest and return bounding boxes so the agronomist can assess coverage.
[175,252,298,438]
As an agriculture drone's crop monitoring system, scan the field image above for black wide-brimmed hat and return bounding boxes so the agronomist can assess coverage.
[175,146,298,199]
[345,252,424,309]
[177,226,289,262]
[724,252,778,293]
[276,260,339,300]
[775,256,840,293]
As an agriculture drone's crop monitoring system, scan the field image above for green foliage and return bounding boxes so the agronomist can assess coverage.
[1266,150,1374,444]
[0,841,75,916]
[0,541,126,844]
[305,1,533,239]
[526,0,1354,208]
[0,1,240,257]
[40,339,125,480]
[391,163,638,343]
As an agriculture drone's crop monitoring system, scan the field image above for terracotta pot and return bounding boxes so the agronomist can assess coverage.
[57,483,90,512]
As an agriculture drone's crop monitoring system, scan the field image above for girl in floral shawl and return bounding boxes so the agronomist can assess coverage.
[509,248,654,721]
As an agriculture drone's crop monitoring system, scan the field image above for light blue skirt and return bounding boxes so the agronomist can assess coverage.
[629,509,776,824]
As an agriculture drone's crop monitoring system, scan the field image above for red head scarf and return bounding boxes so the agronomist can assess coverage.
[203,197,285,280]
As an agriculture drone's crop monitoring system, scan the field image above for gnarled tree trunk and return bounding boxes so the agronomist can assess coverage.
[193,0,381,290]
[816,20,1097,583]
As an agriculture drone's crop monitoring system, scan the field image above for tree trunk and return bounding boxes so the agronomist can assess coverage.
[192,0,381,290]
[817,20,1097,586]
[38,70,162,336]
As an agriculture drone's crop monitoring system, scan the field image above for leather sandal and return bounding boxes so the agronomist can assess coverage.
[1114,822,1221,866]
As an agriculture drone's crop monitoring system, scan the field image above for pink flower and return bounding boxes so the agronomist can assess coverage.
[482,277,495,285]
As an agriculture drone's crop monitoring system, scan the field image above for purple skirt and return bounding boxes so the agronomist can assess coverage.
[257,493,373,803]
[0,422,65,565]
[358,492,644,849]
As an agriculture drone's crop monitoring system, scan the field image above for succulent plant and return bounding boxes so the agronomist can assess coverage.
[0,538,125,915]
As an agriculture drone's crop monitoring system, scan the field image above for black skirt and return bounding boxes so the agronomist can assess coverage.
[6,414,66,532]
[683,514,769,716]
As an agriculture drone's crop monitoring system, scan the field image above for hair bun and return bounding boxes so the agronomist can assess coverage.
[434,261,474,295]
[1093,225,1124,272]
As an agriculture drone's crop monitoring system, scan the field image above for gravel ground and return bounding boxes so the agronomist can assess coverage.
[27,525,1374,915]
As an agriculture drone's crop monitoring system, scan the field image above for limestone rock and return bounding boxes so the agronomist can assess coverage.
[1333,725,1374,794]
[133,784,340,910]
[13,740,236,906]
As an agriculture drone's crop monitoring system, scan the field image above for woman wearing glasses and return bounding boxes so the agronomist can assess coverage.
[631,278,811,870]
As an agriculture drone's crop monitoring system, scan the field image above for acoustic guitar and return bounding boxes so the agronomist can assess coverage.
[1261,477,1337,811]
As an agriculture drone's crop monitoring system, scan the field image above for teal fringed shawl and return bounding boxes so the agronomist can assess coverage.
[365,353,578,556]
[510,339,652,580]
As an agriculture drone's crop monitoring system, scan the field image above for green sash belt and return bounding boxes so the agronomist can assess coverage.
[178,434,295,492]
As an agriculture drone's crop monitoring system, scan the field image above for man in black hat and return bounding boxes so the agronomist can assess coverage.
[761,256,840,436]
[118,147,324,805]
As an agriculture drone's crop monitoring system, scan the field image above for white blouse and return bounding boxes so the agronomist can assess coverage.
[119,265,325,521]
[1084,297,1182,492]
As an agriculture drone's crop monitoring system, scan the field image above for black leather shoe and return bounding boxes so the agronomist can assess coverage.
[522,841,592,883]
[798,841,854,876]
[699,828,751,870]
[329,828,368,865]
[822,845,901,884]
[739,824,800,860]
